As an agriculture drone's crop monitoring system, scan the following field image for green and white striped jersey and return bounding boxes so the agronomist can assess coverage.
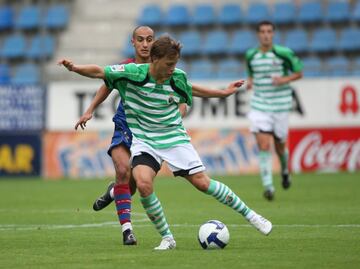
[245,45,303,113]
[104,63,192,149]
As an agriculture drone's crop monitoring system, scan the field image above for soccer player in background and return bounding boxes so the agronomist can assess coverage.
[75,26,247,246]
[245,21,303,201]
[59,35,273,250]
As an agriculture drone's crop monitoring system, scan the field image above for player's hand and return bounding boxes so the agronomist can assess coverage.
[75,113,93,130]
[272,76,287,86]
[223,80,245,96]
[58,59,75,71]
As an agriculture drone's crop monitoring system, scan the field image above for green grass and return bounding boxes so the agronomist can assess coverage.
[0,172,359,269]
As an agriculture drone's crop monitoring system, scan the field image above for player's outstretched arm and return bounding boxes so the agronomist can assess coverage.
[58,59,105,79]
[192,80,245,98]
[75,84,111,130]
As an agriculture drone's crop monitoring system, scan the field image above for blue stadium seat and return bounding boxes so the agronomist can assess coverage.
[310,28,337,53]
[325,1,350,23]
[188,59,214,80]
[11,63,40,85]
[15,5,41,30]
[298,2,323,24]
[338,28,360,52]
[27,35,55,60]
[218,4,243,25]
[203,30,228,56]
[246,3,271,25]
[176,60,188,73]
[352,1,360,22]
[351,57,360,76]
[284,29,308,54]
[229,30,257,55]
[273,32,283,45]
[216,59,243,79]
[325,56,350,77]
[0,34,26,59]
[273,2,296,25]
[43,5,69,29]
[164,4,190,27]
[0,6,14,30]
[178,30,202,57]
[302,57,324,77]
[0,64,10,84]
[137,4,162,27]
[122,36,134,58]
[192,4,216,26]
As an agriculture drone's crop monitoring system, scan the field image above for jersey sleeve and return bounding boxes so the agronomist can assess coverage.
[275,45,303,73]
[172,71,193,106]
[104,63,140,91]
[245,48,257,77]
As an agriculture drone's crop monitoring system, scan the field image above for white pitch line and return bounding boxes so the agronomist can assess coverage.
[0,222,359,231]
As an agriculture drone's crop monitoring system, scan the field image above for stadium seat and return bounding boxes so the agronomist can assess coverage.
[0,6,14,30]
[273,32,283,45]
[43,5,69,29]
[229,30,257,55]
[352,1,360,22]
[11,63,40,85]
[137,4,162,27]
[122,36,134,58]
[298,2,323,24]
[178,30,202,57]
[351,57,360,76]
[191,4,216,27]
[27,35,55,60]
[164,4,190,27]
[203,30,228,56]
[325,56,350,77]
[15,5,41,30]
[325,1,350,24]
[338,28,360,52]
[246,3,271,25]
[0,64,10,84]
[310,28,337,53]
[273,2,297,25]
[284,29,308,54]
[302,57,324,77]
[188,59,215,80]
[218,4,243,25]
[216,59,243,79]
[176,60,188,73]
[0,34,26,59]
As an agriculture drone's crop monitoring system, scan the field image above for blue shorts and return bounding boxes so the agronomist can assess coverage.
[107,113,133,157]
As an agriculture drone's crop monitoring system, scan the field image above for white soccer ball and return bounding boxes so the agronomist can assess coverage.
[198,220,230,249]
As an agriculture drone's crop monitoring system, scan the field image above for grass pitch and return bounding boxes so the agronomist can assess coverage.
[0,172,359,269]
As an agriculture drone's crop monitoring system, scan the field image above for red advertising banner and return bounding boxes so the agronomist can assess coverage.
[289,128,360,173]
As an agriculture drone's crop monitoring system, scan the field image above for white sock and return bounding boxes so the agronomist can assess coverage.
[122,222,133,233]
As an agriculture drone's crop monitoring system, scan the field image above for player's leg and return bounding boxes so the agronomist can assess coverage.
[185,172,272,235]
[164,143,272,235]
[131,142,175,250]
[110,144,137,245]
[273,112,291,189]
[248,110,275,200]
[255,132,275,200]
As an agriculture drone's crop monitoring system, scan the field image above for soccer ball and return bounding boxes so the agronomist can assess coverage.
[198,220,230,249]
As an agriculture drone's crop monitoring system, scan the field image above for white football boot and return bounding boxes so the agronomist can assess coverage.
[248,212,273,235]
[154,236,176,250]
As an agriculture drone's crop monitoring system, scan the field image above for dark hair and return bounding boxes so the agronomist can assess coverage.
[256,20,275,32]
[150,35,182,60]
[132,25,154,38]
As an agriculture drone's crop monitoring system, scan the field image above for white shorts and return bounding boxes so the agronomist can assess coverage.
[247,110,289,142]
[130,136,205,176]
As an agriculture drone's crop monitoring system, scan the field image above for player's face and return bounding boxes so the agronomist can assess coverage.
[132,29,154,59]
[154,55,179,80]
[258,24,274,47]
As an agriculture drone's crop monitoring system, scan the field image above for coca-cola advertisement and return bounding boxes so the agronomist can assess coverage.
[289,128,360,173]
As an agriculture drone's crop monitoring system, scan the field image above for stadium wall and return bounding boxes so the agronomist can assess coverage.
[1,78,359,178]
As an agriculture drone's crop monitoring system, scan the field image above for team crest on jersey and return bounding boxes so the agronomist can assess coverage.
[168,94,175,104]
[110,64,125,72]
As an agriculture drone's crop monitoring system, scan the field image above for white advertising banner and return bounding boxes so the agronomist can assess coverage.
[47,78,360,131]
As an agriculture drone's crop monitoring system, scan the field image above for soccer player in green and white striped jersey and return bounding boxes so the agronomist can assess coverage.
[59,35,273,250]
[245,21,303,201]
